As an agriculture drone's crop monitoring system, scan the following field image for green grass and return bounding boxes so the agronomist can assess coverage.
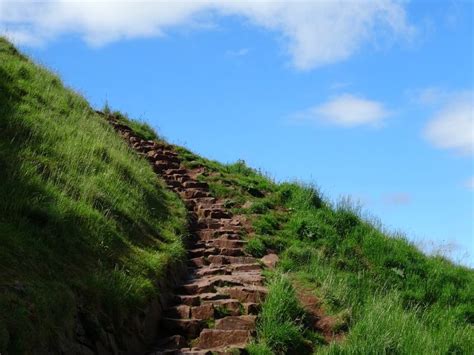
[250,274,308,354]
[0,38,188,353]
[176,147,474,353]
[258,183,474,354]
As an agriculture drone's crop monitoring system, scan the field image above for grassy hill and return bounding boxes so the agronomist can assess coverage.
[174,148,474,354]
[1,38,473,354]
[0,38,188,353]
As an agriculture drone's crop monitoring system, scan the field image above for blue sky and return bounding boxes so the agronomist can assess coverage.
[1,0,473,265]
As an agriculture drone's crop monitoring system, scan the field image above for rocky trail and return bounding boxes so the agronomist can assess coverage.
[107,117,274,354]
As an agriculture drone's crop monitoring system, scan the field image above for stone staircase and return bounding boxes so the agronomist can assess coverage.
[107,117,268,354]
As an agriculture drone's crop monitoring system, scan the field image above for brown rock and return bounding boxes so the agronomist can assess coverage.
[161,318,204,338]
[180,280,214,294]
[217,248,244,257]
[225,256,257,264]
[230,263,261,272]
[195,329,251,349]
[199,292,230,301]
[208,299,242,316]
[195,267,230,277]
[209,239,246,249]
[215,316,256,330]
[191,304,215,320]
[207,255,227,265]
[175,295,200,306]
[219,286,267,303]
[189,257,207,268]
[261,254,279,269]
[183,181,209,189]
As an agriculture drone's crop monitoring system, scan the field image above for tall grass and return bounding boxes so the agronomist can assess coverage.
[170,133,474,353]
[0,38,187,353]
[250,274,307,354]
[271,183,474,353]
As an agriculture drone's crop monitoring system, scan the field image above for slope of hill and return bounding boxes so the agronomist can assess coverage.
[0,38,188,353]
[1,38,473,354]
[174,145,474,354]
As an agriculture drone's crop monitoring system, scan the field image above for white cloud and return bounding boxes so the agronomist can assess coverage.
[0,0,414,70]
[423,91,474,155]
[297,94,390,127]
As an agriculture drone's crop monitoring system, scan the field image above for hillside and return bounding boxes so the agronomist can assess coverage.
[1,38,473,354]
[0,38,188,353]
[173,145,474,354]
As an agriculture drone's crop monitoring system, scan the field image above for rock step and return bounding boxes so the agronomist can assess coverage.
[166,300,253,320]
[196,208,232,219]
[207,255,257,265]
[179,276,250,295]
[182,190,212,199]
[106,121,268,353]
[183,181,209,189]
[189,247,244,258]
[161,318,204,338]
[196,230,241,241]
[215,315,256,330]
[194,329,251,350]
[217,286,268,303]
[203,239,247,249]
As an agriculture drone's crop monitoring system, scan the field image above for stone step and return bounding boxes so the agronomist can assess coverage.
[154,161,180,172]
[179,280,216,295]
[182,190,212,199]
[203,299,242,317]
[183,181,209,189]
[206,239,247,249]
[188,248,217,258]
[215,316,256,330]
[166,180,182,188]
[188,257,208,268]
[192,197,217,206]
[199,293,230,302]
[174,175,192,183]
[207,255,257,265]
[175,295,200,306]
[217,286,267,303]
[110,133,268,354]
[150,349,212,355]
[161,318,204,338]
[194,266,231,277]
[190,303,215,320]
[165,168,188,175]
[194,329,251,350]
[196,208,232,219]
[230,263,261,272]
[180,275,247,295]
[211,248,244,257]
[196,230,241,241]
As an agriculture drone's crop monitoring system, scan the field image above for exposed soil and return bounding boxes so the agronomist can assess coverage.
[294,282,345,344]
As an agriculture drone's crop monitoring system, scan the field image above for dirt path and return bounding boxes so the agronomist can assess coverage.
[108,118,267,354]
